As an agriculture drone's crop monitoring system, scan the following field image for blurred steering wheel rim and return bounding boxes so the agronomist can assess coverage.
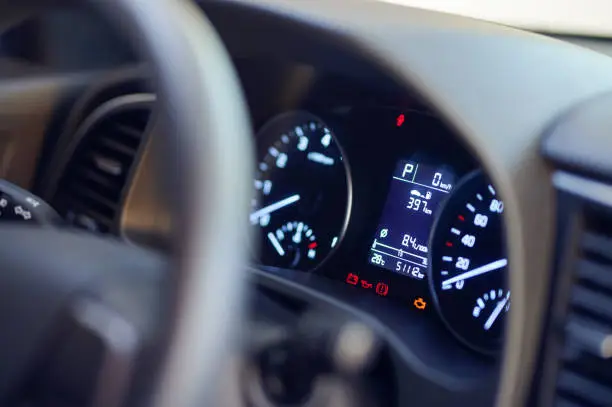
[0,0,255,406]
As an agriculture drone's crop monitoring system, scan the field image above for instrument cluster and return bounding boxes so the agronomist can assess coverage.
[252,106,509,356]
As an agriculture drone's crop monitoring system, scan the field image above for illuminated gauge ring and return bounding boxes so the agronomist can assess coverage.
[428,170,509,354]
[251,111,352,271]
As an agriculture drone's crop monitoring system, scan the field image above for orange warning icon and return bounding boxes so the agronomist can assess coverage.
[413,297,427,311]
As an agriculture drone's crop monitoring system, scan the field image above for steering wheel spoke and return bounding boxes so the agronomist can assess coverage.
[0,226,166,405]
[0,0,254,404]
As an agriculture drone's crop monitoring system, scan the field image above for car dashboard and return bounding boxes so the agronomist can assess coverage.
[36,57,503,405]
[113,61,504,352]
[3,1,612,407]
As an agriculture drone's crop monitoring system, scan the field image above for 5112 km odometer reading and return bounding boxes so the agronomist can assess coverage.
[368,158,456,280]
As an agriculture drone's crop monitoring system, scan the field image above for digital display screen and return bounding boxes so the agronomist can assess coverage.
[368,159,456,279]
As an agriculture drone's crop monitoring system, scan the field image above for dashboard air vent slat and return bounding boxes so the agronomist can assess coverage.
[77,168,124,192]
[97,136,138,157]
[113,123,145,143]
[52,94,154,233]
[89,153,127,177]
[565,318,612,358]
[575,259,612,293]
[68,185,119,210]
[557,370,612,406]
[570,285,612,323]
[582,232,612,263]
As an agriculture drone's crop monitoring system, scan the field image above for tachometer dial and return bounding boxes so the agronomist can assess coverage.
[251,111,350,271]
[429,171,509,354]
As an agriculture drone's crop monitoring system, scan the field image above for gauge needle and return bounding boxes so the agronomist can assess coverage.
[307,152,335,166]
[293,222,304,244]
[484,294,510,331]
[250,194,301,224]
[267,232,286,257]
[442,258,508,286]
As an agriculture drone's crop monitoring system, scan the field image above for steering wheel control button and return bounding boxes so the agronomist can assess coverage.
[72,299,139,407]
[245,313,381,407]
[0,180,60,225]
[257,342,315,406]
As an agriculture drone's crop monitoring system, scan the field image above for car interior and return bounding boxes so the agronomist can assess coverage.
[1,1,612,406]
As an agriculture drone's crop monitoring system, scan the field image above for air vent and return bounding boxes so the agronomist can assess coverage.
[52,94,154,233]
[555,214,612,406]
[539,172,612,407]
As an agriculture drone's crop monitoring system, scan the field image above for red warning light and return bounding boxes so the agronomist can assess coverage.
[308,242,318,250]
[375,283,389,297]
[445,241,453,247]
[396,113,405,127]
[458,215,465,222]
[361,280,373,289]
[346,273,359,286]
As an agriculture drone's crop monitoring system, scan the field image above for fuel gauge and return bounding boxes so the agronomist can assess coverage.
[472,289,511,332]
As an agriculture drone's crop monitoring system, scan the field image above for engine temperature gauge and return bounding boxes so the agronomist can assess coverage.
[263,221,320,269]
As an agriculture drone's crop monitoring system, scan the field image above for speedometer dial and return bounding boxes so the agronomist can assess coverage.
[251,111,350,271]
[429,171,509,354]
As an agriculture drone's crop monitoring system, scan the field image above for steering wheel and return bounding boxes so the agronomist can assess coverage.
[0,1,253,406]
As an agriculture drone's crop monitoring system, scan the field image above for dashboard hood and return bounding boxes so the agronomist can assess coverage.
[210,1,612,405]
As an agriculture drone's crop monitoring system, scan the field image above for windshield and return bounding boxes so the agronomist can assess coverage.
[382,0,612,37]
